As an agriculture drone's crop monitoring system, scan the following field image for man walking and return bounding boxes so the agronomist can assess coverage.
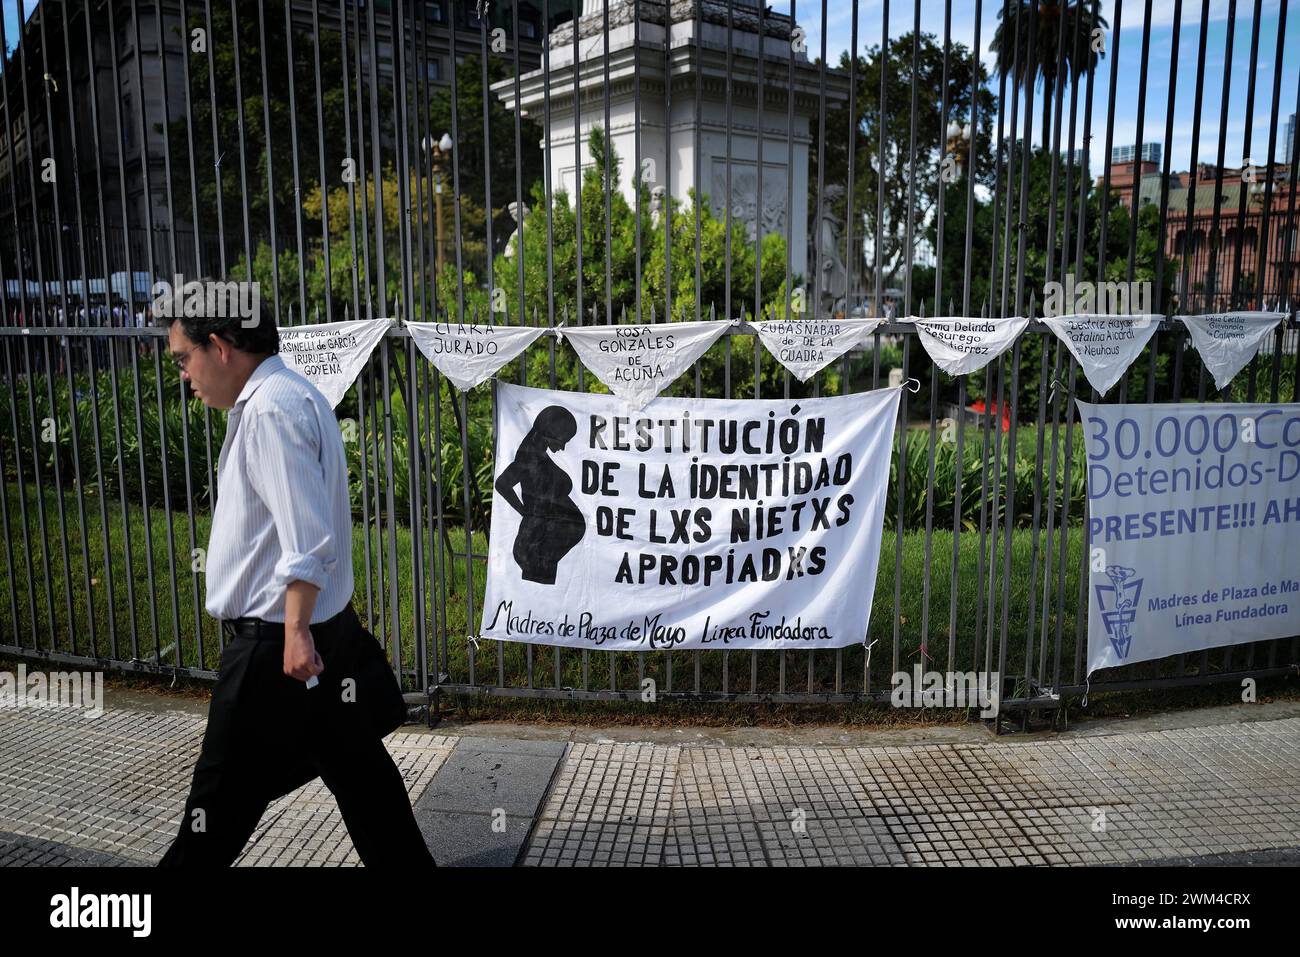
[158,297,434,868]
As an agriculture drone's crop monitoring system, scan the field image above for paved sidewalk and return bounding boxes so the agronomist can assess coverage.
[1,696,1299,866]
[0,704,453,866]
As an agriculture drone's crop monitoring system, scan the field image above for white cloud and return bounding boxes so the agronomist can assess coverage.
[1145,0,1282,30]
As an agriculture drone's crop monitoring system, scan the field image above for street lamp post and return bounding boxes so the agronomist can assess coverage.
[945,121,972,179]
[1248,178,1267,306]
[423,132,454,302]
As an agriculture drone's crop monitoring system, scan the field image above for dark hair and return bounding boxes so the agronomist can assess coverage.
[530,406,578,445]
[156,282,280,356]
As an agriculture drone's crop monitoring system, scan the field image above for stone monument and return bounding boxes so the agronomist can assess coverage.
[494,0,850,285]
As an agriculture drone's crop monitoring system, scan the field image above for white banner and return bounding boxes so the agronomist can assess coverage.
[752,318,884,381]
[407,319,549,391]
[480,382,901,651]
[1179,311,1285,391]
[559,320,731,408]
[276,317,391,409]
[1041,314,1160,396]
[1080,400,1300,677]
[908,316,1030,375]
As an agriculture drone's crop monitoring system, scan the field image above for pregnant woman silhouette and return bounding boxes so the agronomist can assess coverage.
[496,405,587,584]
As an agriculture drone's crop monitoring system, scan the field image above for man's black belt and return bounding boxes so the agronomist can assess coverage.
[221,604,353,642]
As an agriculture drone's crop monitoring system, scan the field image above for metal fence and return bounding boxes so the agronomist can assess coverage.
[1,0,1298,718]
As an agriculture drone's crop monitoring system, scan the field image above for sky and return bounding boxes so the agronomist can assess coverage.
[0,0,29,54]
[783,0,1300,177]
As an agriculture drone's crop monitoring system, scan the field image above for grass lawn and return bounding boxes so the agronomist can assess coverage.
[0,480,1100,698]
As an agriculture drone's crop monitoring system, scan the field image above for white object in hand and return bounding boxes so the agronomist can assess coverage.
[305,676,319,689]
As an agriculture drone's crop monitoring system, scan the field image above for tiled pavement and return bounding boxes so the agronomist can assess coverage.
[2,700,1299,866]
[522,721,1300,865]
[0,705,454,866]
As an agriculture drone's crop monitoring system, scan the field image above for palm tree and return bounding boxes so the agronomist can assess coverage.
[991,0,1108,148]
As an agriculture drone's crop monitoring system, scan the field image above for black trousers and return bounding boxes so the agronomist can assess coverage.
[158,606,435,868]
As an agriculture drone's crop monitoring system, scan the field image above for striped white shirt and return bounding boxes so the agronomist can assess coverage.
[205,354,354,623]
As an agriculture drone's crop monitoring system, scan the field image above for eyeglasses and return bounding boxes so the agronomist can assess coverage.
[172,343,205,371]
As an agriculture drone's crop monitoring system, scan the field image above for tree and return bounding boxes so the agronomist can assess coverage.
[813,32,997,302]
[169,0,363,259]
[963,144,1178,410]
[496,126,790,321]
[425,54,545,265]
[486,128,802,399]
[915,175,1001,316]
[990,0,1108,147]
[299,165,491,322]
